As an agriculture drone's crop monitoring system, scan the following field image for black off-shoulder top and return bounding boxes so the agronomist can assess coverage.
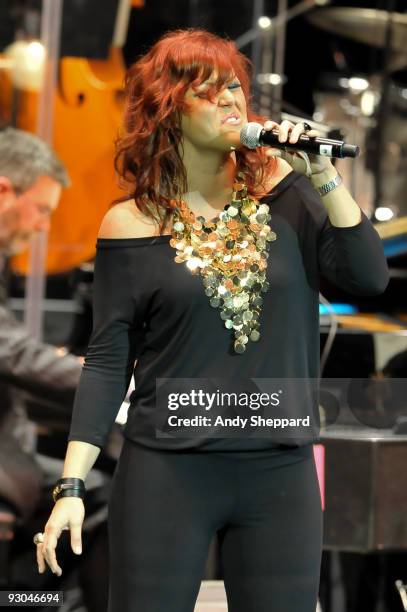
[67,172,389,451]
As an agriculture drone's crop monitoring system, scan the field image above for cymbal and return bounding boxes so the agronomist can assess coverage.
[307,8,407,53]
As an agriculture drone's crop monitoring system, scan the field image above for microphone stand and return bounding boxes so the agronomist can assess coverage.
[373,0,397,214]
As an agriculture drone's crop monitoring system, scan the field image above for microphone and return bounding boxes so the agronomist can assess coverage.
[240,122,360,159]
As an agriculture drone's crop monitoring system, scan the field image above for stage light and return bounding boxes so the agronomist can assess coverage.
[348,77,369,92]
[258,16,272,30]
[339,77,369,93]
[257,73,284,85]
[3,40,46,91]
[26,41,45,63]
[374,207,395,222]
[360,90,377,116]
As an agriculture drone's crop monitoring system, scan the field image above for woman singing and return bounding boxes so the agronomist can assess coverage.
[34,29,389,612]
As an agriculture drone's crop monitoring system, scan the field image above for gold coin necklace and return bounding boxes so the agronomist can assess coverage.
[169,183,277,354]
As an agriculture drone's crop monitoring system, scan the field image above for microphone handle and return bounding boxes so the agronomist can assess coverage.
[259,129,360,159]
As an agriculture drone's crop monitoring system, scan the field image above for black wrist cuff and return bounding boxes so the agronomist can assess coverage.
[53,488,85,503]
[55,477,85,487]
[52,478,86,503]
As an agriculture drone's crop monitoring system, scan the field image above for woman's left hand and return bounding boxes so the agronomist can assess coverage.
[263,119,334,178]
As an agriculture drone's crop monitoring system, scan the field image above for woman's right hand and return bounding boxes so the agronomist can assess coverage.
[37,497,85,576]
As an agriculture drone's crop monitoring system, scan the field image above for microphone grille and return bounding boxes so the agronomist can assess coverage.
[240,122,263,149]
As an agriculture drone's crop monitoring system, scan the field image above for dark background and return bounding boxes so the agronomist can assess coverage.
[0,0,406,117]
[123,0,407,116]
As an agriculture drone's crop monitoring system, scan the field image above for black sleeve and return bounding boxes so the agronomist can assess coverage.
[295,176,390,296]
[67,242,143,449]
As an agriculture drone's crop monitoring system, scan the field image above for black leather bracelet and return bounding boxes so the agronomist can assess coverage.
[53,488,85,503]
[55,477,85,488]
[52,478,86,503]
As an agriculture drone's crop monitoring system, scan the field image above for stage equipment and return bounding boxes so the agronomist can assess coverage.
[307,8,407,70]
[309,8,407,217]
[321,429,407,551]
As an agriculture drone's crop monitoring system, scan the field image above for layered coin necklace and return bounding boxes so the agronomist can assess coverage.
[169,182,277,354]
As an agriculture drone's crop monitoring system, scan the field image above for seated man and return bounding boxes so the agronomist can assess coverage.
[0,126,82,420]
[0,127,108,611]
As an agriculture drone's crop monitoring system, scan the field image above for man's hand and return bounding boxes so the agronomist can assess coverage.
[55,346,84,364]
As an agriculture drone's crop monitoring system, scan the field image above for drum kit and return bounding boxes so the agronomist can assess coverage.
[306,8,407,219]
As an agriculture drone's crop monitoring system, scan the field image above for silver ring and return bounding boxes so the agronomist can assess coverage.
[33,532,44,545]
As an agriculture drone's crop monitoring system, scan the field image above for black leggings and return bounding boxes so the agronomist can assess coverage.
[107,440,323,612]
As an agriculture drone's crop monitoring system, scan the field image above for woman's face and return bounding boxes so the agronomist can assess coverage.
[180,72,248,153]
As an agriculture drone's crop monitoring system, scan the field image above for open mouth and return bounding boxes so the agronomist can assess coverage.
[221,114,241,125]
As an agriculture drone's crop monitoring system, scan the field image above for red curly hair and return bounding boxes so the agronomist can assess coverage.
[113,28,276,235]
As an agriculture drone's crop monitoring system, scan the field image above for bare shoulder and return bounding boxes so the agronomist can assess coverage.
[98,199,165,239]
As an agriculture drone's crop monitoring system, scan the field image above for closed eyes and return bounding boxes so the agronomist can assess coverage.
[193,82,241,98]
